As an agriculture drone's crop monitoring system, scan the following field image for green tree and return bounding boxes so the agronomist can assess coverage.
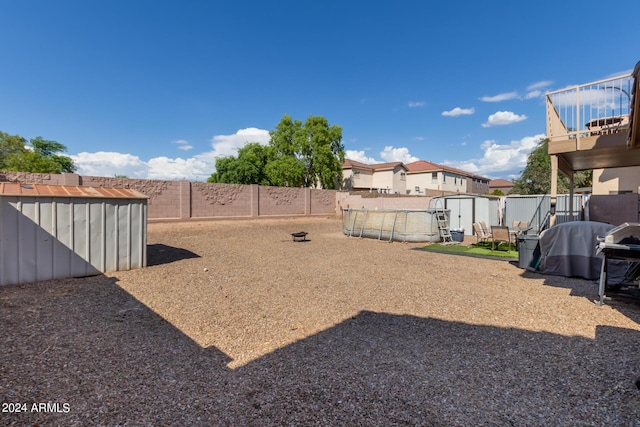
[208,156,239,183]
[233,143,269,185]
[264,155,306,187]
[302,115,345,189]
[511,138,591,195]
[0,132,28,170]
[267,114,344,188]
[0,132,76,173]
[207,114,345,189]
[207,143,270,184]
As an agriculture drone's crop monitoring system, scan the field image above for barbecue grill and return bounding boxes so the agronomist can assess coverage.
[596,222,640,305]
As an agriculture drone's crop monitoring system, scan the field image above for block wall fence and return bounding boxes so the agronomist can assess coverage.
[0,172,338,221]
[7,172,632,224]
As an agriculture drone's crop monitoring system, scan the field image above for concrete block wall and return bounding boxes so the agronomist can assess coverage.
[191,182,253,218]
[80,175,183,219]
[259,186,307,216]
[310,189,338,216]
[0,172,338,220]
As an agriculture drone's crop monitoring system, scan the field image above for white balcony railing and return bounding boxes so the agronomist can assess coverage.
[546,73,633,145]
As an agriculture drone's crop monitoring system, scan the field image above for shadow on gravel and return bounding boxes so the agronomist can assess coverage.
[2,279,639,426]
[146,243,200,266]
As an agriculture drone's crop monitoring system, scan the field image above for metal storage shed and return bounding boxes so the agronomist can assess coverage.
[0,183,148,286]
[436,195,501,236]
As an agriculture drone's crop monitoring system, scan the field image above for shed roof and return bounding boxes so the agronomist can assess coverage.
[0,183,148,199]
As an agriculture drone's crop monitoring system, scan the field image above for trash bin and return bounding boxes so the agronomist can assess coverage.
[517,235,540,269]
[450,228,464,242]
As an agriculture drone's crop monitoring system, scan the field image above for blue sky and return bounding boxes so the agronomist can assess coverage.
[1,1,638,181]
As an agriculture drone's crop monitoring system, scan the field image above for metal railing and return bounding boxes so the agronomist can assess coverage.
[546,73,633,146]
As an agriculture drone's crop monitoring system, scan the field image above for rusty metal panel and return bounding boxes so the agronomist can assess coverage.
[0,183,147,199]
[0,194,147,286]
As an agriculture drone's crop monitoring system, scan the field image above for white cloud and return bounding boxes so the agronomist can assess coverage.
[345,146,421,165]
[442,107,475,117]
[523,81,553,100]
[408,101,425,108]
[524,90,542,99]
[146,155,213,180]
[443,134,545,178]
[72,152,150,178]
[209,127,271,157]
[482,111,527,127]
[172,139,193,151]
[527,81,553,91]
[380,146,419,163]
[72,127,272,181]
[479,91,519,102]
[345,150,379,164]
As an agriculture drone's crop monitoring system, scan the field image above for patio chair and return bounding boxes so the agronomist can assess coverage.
[479,221,491,236]
[491,225,511,250]
[510,221,533,247]
[511,221,533,238]
[472,222,492,244]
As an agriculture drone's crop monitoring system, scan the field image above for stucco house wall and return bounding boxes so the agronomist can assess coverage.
[593,166,640,195]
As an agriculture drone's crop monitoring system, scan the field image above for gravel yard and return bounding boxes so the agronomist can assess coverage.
[2,216,640,426]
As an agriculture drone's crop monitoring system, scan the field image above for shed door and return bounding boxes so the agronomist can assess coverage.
[446,198,474,235]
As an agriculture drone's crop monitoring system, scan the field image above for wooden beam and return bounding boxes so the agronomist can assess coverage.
[557,155,574,177]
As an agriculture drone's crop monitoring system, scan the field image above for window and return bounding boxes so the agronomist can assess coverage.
[353,170,361,179]
[400,172,406,181]
[443,173,446,183]
[431,172,437,183]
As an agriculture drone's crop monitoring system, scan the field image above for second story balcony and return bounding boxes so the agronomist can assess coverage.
[546,63,640,171]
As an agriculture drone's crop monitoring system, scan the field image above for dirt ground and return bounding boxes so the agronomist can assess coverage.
[2,216,640,426]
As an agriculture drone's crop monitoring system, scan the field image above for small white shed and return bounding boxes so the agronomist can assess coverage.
[0,183,148,286]
[436,194,501,235]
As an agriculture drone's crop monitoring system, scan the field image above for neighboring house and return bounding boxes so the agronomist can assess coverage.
[467,175,491,195]
[405,160,467,194]
[342,159,408,194]
[489,179,514,194]
[342,159,489,195]
[405,160,490,195]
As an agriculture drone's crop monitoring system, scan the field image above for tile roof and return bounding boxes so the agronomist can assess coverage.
[489,179,514,187]
[405,160,488,180]
[342,160,406,171]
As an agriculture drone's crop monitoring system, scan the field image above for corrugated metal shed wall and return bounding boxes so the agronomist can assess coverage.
[504,194,583,233]
[0,189,147,286]
[439,194,582,235]
[442,195,501,235]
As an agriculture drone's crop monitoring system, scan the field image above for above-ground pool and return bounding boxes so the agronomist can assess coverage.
[342,208,446,243]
